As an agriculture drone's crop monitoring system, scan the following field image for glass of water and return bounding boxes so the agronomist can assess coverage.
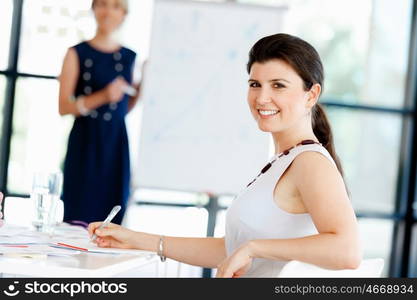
[31,172,62,234]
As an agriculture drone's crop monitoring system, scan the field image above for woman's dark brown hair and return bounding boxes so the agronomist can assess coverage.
[247,33,344,177]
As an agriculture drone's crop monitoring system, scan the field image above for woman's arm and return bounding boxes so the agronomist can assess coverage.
[58,48,105,116]
[136,233,227,268]
[216,152,362,277]
[249,152,361,269]
[88,222,227,268]
[58,48,127,116]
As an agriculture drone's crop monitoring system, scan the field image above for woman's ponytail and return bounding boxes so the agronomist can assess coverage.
[312,103,344,177]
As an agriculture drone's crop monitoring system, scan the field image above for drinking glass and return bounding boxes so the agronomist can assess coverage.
[31,171,62,234]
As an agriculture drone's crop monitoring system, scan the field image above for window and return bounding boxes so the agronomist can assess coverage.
[7,78,72,194]
[327,108,402,214]
[0,77,6,146]
[239,0,412,108]
[409,224,417,277]
[0,0,13,70]
[18,0,95,76]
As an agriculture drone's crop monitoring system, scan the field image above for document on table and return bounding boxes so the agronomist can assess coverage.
[52,240,152,256]
[0,223,151,257]
[0,244,80,256]
[0,224,82,256]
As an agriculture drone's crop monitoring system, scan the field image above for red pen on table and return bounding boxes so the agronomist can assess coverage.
[56,242,88,252]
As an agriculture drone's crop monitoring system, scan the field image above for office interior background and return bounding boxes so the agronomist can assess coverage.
[0,0,417,277]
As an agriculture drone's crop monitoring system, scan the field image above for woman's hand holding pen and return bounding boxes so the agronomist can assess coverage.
[104,76,129,103]
[88,222,138,249]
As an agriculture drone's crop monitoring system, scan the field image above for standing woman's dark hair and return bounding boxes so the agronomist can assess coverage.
[247,33,344,178]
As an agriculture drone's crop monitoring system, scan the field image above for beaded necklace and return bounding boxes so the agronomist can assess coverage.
[246,139,321,187]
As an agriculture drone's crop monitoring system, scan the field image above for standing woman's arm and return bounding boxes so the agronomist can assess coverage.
[58,48,80,116]
[58,48,111,116]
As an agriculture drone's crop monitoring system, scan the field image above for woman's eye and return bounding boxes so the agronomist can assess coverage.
[249,82,260,88]
[273,83,285,88]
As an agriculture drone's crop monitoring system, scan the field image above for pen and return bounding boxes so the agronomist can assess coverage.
[123,85,137,96]
[90,205,121,242]
[56,242,88,251]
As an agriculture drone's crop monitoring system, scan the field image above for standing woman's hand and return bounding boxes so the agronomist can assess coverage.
[0,192,4,227]
[104,76,129,103]
[133,82,141,98]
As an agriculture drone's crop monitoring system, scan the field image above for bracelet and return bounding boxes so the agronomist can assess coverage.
[157,235,166,262]
[75,96,90,116]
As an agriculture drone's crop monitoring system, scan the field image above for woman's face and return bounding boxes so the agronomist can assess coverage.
[247,59,318,133]
[93,0,126,34]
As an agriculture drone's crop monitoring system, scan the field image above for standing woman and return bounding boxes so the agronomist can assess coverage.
[88,33,362,277]
[59,0,139,225]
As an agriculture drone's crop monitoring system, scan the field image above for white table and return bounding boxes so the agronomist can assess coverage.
[0,252,161,277]
[0,224,161,278]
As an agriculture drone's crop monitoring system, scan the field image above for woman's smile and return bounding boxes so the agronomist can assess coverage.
[258,109,280,118]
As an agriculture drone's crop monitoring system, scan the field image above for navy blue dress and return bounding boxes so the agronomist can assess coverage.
[63,41,136,225]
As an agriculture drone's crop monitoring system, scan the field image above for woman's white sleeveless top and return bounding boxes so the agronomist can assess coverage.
[225,143,336,277]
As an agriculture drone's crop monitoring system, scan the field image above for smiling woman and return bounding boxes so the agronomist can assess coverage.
[246,34,344,176]
[86,33,362,278]
[219,33,359,276]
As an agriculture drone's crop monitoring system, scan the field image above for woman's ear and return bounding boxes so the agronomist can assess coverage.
[305,83,321,109]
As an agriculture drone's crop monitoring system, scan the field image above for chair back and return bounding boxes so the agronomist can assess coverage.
[278,258,385,277]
